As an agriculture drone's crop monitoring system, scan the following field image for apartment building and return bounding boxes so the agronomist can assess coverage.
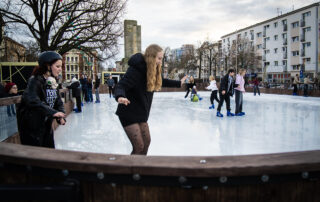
[221,3,319,82]
[63,49,98,81]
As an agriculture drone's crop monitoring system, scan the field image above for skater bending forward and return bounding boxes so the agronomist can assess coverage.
[114,44,187,155]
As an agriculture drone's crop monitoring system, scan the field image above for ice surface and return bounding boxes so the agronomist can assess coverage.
[54,92,320,156]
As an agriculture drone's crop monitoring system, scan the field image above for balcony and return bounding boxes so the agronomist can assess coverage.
[283,65,288,72]
[300,19,305,27]
[283,52,287,59]
[283,24,287,32]
[263,43,266,49]
[300,64,305,71]
[301,49,305,57]
[300,34,305,42]
[283,39,287,45]
[263,30,266,37]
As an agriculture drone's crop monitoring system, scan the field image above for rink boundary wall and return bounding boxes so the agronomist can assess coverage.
[0,91,320,201]
[98,83,320,97]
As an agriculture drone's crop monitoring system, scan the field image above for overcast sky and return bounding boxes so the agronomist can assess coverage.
[113,0,318,63]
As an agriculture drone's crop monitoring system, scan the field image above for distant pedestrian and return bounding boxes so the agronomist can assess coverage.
[87,77,93,102]
[292,74,299,95]
[94,75,101,103]
[303,76,311,97]
[107,75,115,98]
[253,77,260,96]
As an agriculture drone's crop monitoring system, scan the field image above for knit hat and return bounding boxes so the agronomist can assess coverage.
[5,82,16,93]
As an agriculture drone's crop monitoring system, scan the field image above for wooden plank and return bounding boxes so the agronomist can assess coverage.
[0,96,21,106]
[0,142,320,177]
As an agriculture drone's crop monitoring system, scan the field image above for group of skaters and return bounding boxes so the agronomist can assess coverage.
[185,68,247,117]
[292,74,316,97]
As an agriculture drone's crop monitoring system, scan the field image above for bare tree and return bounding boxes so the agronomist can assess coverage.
[229,37,261,73]
[0,0,127,60]
[22,41,40,62]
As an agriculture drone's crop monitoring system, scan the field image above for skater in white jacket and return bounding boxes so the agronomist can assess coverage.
[206,75,220,109]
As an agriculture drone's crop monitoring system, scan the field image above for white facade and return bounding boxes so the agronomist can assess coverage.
[221,3,319,82]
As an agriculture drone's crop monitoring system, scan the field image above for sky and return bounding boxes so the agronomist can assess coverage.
[113,0,319,63]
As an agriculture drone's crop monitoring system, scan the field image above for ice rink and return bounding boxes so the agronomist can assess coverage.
[55,92,320,156]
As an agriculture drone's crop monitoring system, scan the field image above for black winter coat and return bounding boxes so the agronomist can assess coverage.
[17,75,65,147]
[94,78,100,89]
[114,53,181,123]
[219,73,235,96]
[67,81,81,97]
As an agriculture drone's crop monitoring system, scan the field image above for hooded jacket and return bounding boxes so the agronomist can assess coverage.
[67,79,81,98]
[114,53,181,123]
[219,73,235,96]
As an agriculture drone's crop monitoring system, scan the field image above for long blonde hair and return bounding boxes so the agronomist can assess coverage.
[238,68,246,76]
[144,44,162,92]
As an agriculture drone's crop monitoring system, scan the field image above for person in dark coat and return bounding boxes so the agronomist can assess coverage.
[17,51,66,148]
[94,75,100,103]
[114,44,187,155]
[216,69,235,117]
[107,75,115,98]
[67,77,82,112]
[79,75,88,102]
[184,76,196,98]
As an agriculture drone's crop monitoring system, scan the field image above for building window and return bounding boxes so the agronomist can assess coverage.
[71,65,74,72]
[257,32,262,37]
[266,37,270,41]
[223,39,225,43]
[274,22,278,28]
[75,57,78,62]
[67,65,70,71]
[75,74,79,79]
[282,47,287,52]
[292,21,299,28]
[292,36,299,42]
[302,11,311,18]
[67,74,70,80]
[304,58,311,64]
[274,61,278,66]
[257,44,262,49]
[282,19,287,25]
[75,65,78,72]
[282,33,287,39]
[304,42,311,47]
[292,51,299,56]
[292,65,299,70]
[304,27,311,32]
[265,50,270,54]
[274,48,278,53]
[274,35,278,41]
[71,57,74,62]
[282,60,287,66]
[67,57,70,62]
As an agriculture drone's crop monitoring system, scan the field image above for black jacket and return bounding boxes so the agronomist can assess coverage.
[219,73,235,96]
[94,78,100,89]
[186,81,196,90]
[18,75,65,118]
[67,81,81,97]
[114,53,181,123]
